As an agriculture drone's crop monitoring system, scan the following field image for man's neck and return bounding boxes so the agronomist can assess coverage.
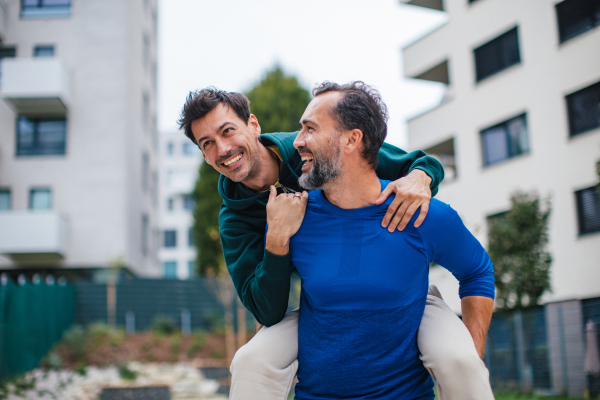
[242,141,280,192]
[322,163,381,209]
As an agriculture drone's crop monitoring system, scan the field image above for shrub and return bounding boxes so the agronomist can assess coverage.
[187,330,207,357]
[61,325,87,360]
[151,315,176,335]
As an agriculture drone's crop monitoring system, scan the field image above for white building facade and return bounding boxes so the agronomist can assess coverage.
[0,0,160,279]
[158,131,202,280]
[401,0,600,312]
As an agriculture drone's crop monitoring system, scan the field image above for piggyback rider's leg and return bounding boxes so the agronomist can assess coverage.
[229,309,299,400]
[418,285,495,400]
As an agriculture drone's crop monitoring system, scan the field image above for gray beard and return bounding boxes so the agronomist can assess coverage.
[298,144,342,190]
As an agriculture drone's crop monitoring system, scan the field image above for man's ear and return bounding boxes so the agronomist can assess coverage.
[249,114,261,137]
[344,129,363,155]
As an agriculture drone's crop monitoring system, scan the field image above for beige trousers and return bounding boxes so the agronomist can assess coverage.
[230,285,494,400]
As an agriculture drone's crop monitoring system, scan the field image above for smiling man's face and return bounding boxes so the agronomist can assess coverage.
[294,92,344,190]
[191,103,262,183]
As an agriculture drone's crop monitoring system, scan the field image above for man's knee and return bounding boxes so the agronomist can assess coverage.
[231,342,265,375]
[434,348,486,379]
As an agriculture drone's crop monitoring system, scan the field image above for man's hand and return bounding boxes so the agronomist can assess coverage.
[375,169,433,232]
[265,186,308,255]
[461,296,494,359]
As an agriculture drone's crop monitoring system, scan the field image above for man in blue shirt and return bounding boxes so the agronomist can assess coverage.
[265,81,495,399]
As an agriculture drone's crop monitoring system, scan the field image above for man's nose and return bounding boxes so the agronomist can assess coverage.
[215,137,232,155]
[293,131,306,149]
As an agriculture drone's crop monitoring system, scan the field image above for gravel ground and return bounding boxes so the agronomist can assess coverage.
[5,362,226,400]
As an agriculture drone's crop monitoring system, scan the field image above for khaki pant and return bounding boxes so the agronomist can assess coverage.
[230,285,494,400]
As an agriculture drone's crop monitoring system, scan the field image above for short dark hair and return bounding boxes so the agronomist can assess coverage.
[312,81,388,168]
[178,87,251,145]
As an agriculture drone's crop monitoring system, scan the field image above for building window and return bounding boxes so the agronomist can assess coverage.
[29,188,52,210]
[142,92,150,130]
[424,138,457,181]
[576,187,600,235]
[481,114,529,166]
[16,116,67,156]
[556,0,600,43]
[566,81,600,137]
[188,228,194,247]
[183,141,199,155]
[474,27,520,82]
[0,189,11,210]
[33,45,54,57]
[183,195,195,211]
[0,47,17,85]
[188,260,195,279]
[163,261,177,279]
[167,141,174,156]
[163,230,177,248]
[141,214,149,256]
[167,197,174,211]
[21,0,71,18]
[143,33,150,69]
[142,152,149,192]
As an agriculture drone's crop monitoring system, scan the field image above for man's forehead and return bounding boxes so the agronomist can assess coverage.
[191,103,239,136]
[303,92,341,122]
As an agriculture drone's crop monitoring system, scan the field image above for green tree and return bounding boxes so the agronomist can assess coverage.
[191,160,223,276]
[488,192,552,310]
[245,65,312,133]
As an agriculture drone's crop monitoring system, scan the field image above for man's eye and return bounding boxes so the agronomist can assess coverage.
[223,128,232,134]
[202,141,212,148]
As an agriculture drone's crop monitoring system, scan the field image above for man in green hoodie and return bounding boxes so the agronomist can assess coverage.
[178,87,447,399]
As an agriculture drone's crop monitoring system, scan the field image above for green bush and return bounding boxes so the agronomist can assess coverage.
[187,330,208,357]
[87,322,110,339]
[118,364,137,381]
[170,334,182,357]
[151,315,176,335]
[61,325,87,360]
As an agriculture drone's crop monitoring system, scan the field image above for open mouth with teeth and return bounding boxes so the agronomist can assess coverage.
[221,152,243,169]
[300,154,314,171]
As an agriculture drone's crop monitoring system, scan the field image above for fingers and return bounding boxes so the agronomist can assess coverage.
[413,199,430,228]
[382,195,403,228]
[268,185,277,203]
[387,199,410,232]
[397,201,421,232]
[374,185,393,205]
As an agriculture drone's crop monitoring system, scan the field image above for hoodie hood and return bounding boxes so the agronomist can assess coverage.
[218,132,302,210]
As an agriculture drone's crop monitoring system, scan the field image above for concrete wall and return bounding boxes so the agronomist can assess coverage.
[0,0,159,276]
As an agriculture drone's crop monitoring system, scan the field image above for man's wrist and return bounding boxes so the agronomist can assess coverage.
[265,231,291,255]
[412,168,433,186]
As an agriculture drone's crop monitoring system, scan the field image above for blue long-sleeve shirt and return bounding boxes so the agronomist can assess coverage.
[283,179,494,400]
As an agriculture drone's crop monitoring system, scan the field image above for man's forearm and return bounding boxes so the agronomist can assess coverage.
[461,296,494,359]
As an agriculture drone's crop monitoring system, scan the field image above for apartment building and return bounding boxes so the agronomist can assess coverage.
[158,131,201,280]
[0,0,160,279]
[401,0,600,311]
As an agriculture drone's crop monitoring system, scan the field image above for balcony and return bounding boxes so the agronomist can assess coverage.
[0,58,71,114]
[0,211,67,264]
[400,0,443,11]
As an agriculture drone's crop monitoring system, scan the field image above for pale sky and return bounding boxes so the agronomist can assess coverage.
[157,0,448,149]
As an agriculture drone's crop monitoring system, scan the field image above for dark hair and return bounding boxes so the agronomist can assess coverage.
[178,87,251,145]
[312,81,388,168]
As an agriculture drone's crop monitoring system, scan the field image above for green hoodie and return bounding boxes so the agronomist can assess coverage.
[218,132,444,326]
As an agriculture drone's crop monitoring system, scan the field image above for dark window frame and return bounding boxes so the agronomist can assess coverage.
[480,113,530,167]
[474,27,521,83]
[163,230,177,248]
[555,0,600,44]
[576,186,600,235]
[29,187,52,210]
[21,0,71,18]
[16,116,67,156]
[0,188,12,210]
[0,46,17,85]
[33,45,55,57]
[566,81,600,137]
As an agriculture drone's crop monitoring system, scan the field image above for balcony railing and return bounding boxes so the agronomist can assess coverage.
[0,211,67,264]
[0,58,71,114]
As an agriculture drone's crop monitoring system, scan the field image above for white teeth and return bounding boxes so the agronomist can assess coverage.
[301,156,313,162]
[224,154,242,166]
